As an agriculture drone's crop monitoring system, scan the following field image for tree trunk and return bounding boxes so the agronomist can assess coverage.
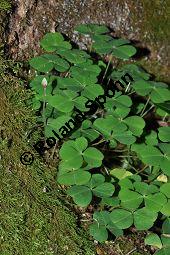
[5,0,169,82]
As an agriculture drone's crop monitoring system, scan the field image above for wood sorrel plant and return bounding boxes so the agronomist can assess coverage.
[28,24,170,253]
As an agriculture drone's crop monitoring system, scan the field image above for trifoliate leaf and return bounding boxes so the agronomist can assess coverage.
[134,208,158,230]
[110,209,133,229]
[145,193,167,212]
[89,223,108,242]
[93,183,115,198]
[123,116,145,136]
[119,189,143,210]
[160,183,170,198]
[67,185,92,207]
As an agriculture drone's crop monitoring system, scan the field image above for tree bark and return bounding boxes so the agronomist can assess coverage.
[5,0,169,82]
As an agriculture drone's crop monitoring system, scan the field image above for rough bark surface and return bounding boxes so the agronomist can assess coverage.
[5,0,169,81]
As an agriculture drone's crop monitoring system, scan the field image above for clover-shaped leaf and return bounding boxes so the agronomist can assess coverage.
[158,127,170,142]
[57,49,90,64]
[71,120,99,142]
[57,169,91,185]
[40,32,71,52]
[144,193,167,212]
[93,183,115,198]
[134,207,158,230]
[161,201,170,216]
[67,185,92,207]
[110,209,133,229]
[59,138,104,169]
[123,116,145,137]
[119,189,143,210]
[83,147,104,168]
[86,174,105,189]
[145,233,162,249]
[160,183,170,199]
[70,60,101,78]
[89,223,108,242]
[110,168,133,180]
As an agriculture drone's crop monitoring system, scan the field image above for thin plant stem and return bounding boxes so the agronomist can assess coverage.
[43,88,47,145]
[102,54,112,82]
[92,139,105,146]
[140,96,151,117]
[125,82,131,93]
[50,140,58,159]
[113,149,129,152]
[163,113,168,121]
[141,104,155,117]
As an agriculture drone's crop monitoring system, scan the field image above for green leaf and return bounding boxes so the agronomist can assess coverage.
[93,183,115,198]
[145,233,162,249]
[132,145,163,167]
[81,84,104,100]
[71,120,99,142]
[145,131,158,146]
[93,211,110,226]
[145,193,167,212]
[134,182,159,195]
[161,200,170,216]
[156,102,170,115]
[113,130,136,145]
[161,235,170,247]
[150,87,170,103]
[43,54,70,72]
[83,147,104,167]
[70,61,101,78]
[57,169,91,185]
[47,91,78,113]
[119,189,143,210]
[59,141,83,169]
[40,32,71,51]
[110,168,133,180]
[86,174,105,189]
[124,116,145,136]
[133,80,152,96]
[160,183,170,198]
[119,178,133,189]
[112,45,137,59]
[29,56,54,72]
[89,223,108,242]
[110,209,133,229]
[67,185,92,207]
[74,137,88,152]
[162,218,170,234]
[158,127,170,142]
[102,197,120,207]
[58,49,90,64]
[134,208,158,230]
[47,115,72,137]
[155,248,170,255]
[75,24,109,35]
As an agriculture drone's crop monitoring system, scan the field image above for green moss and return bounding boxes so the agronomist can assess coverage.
[0,0,11,11]
[0,57,95,255]
[130,0,169,82]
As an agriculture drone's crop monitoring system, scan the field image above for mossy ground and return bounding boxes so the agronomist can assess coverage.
[0,0,11,11]
[0,56,95,255]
